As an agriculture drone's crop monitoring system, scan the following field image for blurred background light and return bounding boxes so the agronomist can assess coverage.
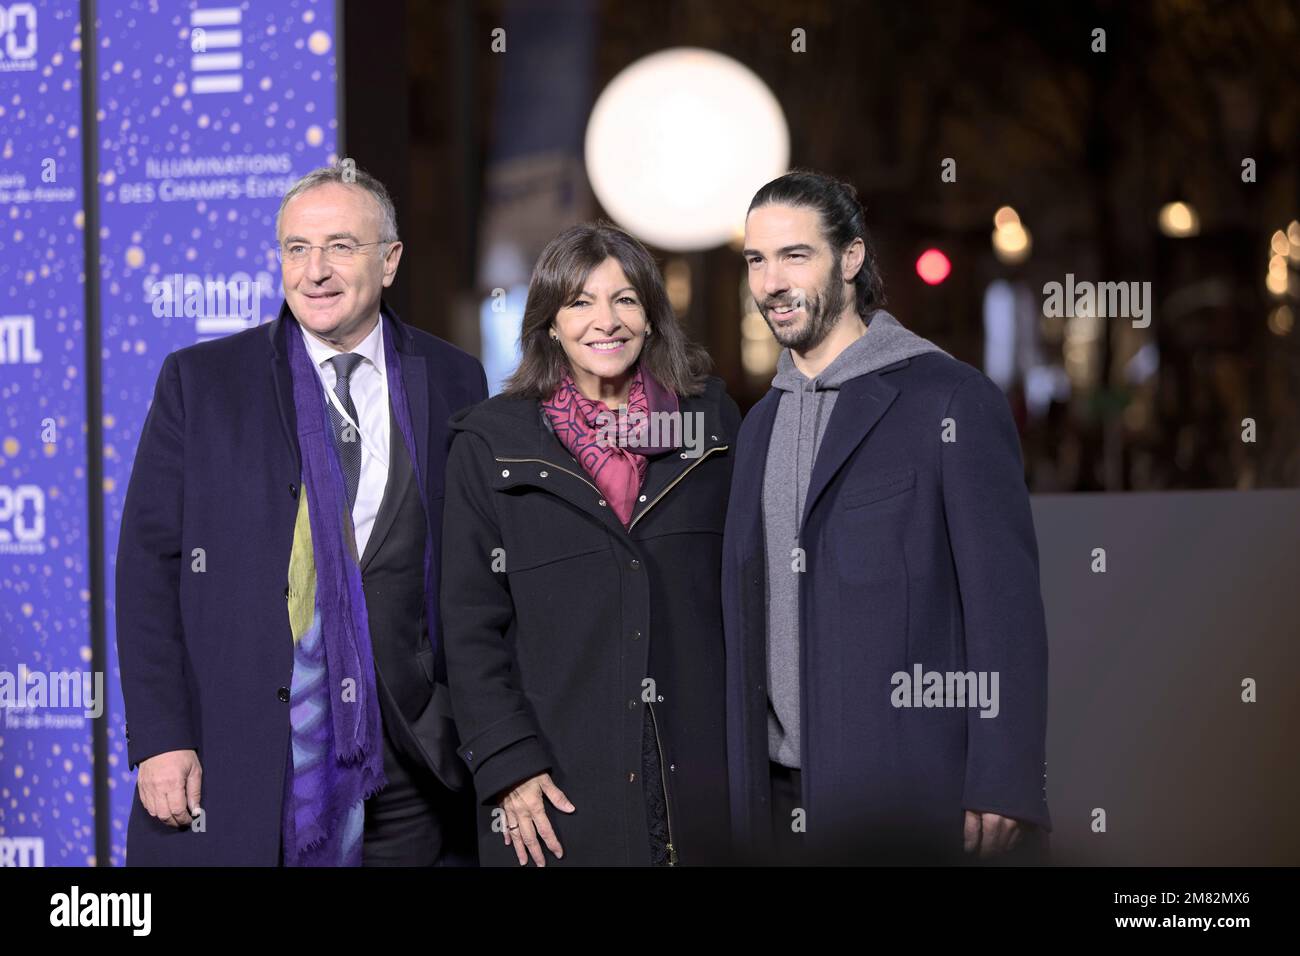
[992,207,1032,264]
[584,47,789,251]
[993,205,1021,229]
[1158,201,1200,237]
[479,284,527,395]
[1268,304,1294,336]
[739,276,780,378]
[916,248,951,284]
[982,279,1016,389]
[1266,254,1290,296]
[664,257,692,314]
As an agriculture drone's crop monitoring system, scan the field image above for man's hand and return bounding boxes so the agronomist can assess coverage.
[497,772,576,867]
[137,749,202,828]
[963,809,1022,859]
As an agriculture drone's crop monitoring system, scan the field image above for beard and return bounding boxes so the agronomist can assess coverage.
[758,258,847,352]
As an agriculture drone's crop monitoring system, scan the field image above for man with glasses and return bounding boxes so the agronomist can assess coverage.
[117,164,488,865]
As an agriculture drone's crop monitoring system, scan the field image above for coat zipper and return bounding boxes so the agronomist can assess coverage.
[646,700,677,866]
[495,447,729,531]
[493,456,604,497]
[627,445,729,531]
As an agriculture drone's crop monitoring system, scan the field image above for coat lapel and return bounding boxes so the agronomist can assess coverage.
[730,389,779,558]
[364,304,439,564]
[359,403,413,572]
[398,348,430,495]
[800,368,900,528]
[268,305,302,476]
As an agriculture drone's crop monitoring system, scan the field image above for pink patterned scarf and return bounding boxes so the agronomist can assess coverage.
[542,366,680,526]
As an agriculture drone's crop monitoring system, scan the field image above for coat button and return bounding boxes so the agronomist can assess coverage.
[597,499,607,507]
[501,469,510,477]
[638,494,647,502]
[277,687,290,703]
[289,483,298,498]
[629,558,640,570]
[465,750,474,762]
[627,700,637,709]
[679,452,689,459]
[631,630,642,640]
[628,772,637,783]
[539,470,549,478]
[669,764,676,773]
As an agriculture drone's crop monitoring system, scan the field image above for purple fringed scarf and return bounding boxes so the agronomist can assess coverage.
[281,311,435,865]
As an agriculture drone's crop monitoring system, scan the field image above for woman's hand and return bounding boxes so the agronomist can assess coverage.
[498,772,576,866]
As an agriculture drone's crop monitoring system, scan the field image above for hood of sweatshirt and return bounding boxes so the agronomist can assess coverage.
[770,308,946,394]
[769,308,948,532]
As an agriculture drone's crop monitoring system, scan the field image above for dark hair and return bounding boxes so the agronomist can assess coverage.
[747,169,886,317]
[503,222,711,399]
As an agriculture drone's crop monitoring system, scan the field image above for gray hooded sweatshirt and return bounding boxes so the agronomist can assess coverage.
[764,309,949,768]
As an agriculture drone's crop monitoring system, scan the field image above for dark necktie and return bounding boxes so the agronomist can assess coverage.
[326,353,365,510]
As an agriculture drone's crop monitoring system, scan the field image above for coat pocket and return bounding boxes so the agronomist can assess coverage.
[840,466,916,510]
[416,646,435,684]
[834,466,914,585]
[500,488,613,572]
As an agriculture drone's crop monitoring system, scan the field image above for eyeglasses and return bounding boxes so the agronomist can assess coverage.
[276,240,390,265]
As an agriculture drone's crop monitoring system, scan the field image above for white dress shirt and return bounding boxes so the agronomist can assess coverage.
[299,316,391,558]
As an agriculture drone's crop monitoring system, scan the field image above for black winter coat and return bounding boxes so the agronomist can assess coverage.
[441,376,740,865]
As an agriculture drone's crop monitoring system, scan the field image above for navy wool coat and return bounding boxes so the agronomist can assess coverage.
[116,303,486,865]
[722,352,1051,864]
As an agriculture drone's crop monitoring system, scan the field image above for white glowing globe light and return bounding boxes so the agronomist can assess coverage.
[585,48,790,252]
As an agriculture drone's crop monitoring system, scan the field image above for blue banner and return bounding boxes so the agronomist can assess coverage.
[0,0,94,868]
[94,0,338,864]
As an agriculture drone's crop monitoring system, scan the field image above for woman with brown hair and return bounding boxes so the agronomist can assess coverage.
[441,222,739,866]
